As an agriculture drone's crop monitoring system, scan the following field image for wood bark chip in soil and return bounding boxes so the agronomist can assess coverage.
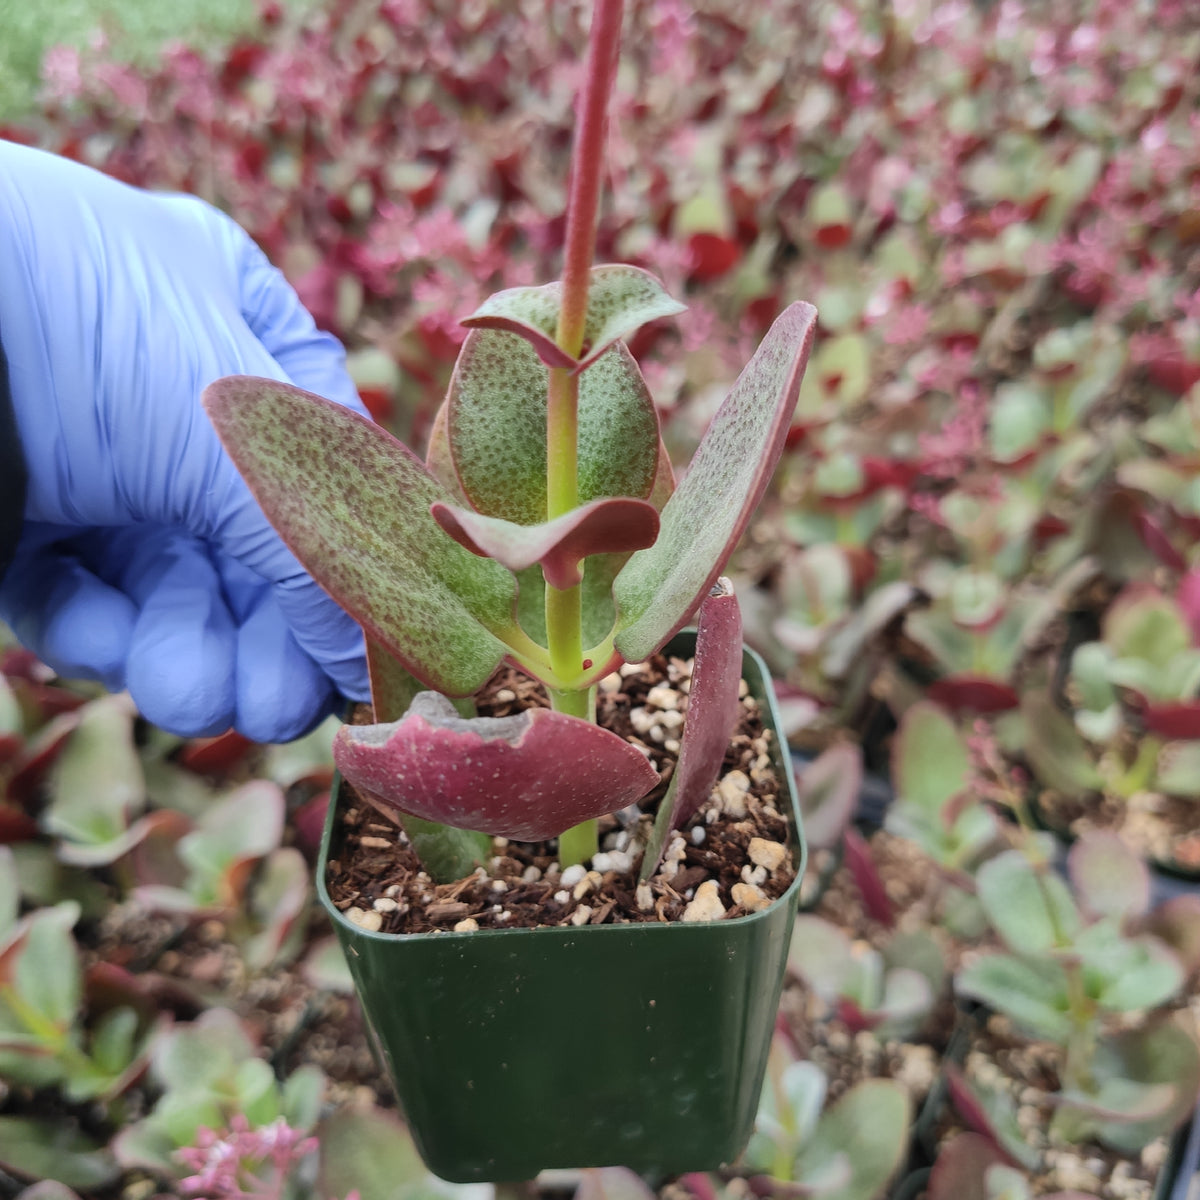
[326,653,797,933]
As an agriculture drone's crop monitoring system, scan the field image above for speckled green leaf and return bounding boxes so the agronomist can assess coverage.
[462,265,686,370]
[613,302,818,662]
[432,497,659,589]
[446,332,661,526]
[203,377,516,697]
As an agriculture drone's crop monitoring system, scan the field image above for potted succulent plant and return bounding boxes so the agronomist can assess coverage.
[203,0,815,1183]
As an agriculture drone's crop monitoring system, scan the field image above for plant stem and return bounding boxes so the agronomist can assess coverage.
[556,0,625,360]
[544,0,623,687]
[559,818,598,869]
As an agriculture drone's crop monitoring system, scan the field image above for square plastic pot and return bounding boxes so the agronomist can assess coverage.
[316,635,806,1183]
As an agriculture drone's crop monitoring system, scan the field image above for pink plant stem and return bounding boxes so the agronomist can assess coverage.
[556,0,624,360]
[546,0,624,522]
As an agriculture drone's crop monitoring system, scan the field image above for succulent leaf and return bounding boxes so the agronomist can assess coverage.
[892,702,969,820]
[795,743,863,852]
[203,377,517,697]
[431,497,659,590]
[792,1079,911,1200]
[613,301,818,661]
[976,850,1081,954]
[955,953,1073,1042]
[461,265,687,371]
[333,693,658,841]
[446,332,660,526]
[641,583,744,879]
[1067,830,1150,921]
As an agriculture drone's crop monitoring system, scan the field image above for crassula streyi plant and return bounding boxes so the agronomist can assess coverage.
[204,0,816,880]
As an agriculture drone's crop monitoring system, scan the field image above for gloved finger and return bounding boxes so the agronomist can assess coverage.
[204,485,371,703]
[110,529,239,738]
[213,549,271,625]
[219,212,367,415]
[235,590,337,743]
[0,528,134,692]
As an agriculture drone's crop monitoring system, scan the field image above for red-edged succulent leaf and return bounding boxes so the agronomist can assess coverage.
[926,675,1020,715]
[796,742,863,851]
[640,583,743,878]
[461,265,686,372]
[843,827,895,927]
[925,1131,1007,1200]
[333,693,659,841]
[424,400,471,503]
[1068,829,1150,922]
[203,377,517,697]
[613,302,817,662]
[176,731,256,776]
[431,497,660,589]
[1142,701,1200,739]
[446,332,660,526]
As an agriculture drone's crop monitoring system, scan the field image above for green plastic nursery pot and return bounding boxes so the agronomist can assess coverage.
[316,636,805,1183]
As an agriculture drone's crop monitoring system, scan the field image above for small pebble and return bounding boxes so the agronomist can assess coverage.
[490,880,508,893]
[372,897,399,913]
[359,836,391,849]
[554,890,570,905]
[573,870,602,900]
[560,863,587,889]
[748,837,788,872]
[494,689,516,703]
[681,880,726,922]
[454,918,479,933]
[570,905,593,926]
[731,882,771,911]
[716,770,751,816]
[346,907,383,932]
[691,826,706,845]
[521,865,542,883]
[599,673,622,693]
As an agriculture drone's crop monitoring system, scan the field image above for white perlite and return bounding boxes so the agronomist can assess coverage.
[748,837,788,872]
[559,863,587,889]
[681,880,726,922]
[454,918,479,933]
[570,905,593,926]
[372,897,399,913]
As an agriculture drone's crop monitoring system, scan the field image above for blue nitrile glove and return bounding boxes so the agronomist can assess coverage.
[0,141,371,741]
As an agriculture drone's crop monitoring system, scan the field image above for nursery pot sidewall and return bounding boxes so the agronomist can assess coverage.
[316,637,806,1183]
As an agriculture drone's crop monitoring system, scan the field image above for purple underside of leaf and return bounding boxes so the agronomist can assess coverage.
[663,585,743,829]
[461,264,687,371]
[446,331,661,526]
[332,692,659,841]
[613,301,817,663]
[431,498,660,590]
[202,376,517,697]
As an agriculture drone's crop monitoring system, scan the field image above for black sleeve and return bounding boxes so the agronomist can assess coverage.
[0,332,27,581]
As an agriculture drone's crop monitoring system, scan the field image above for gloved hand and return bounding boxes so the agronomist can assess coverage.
[0,141,371,741]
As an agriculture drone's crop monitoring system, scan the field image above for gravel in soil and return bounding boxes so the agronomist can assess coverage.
[1035,787,1200,876]
[931,1011,1171,1200]
[326,654,797,933]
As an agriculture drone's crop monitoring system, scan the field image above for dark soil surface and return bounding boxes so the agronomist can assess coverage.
[326,654,798,933]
